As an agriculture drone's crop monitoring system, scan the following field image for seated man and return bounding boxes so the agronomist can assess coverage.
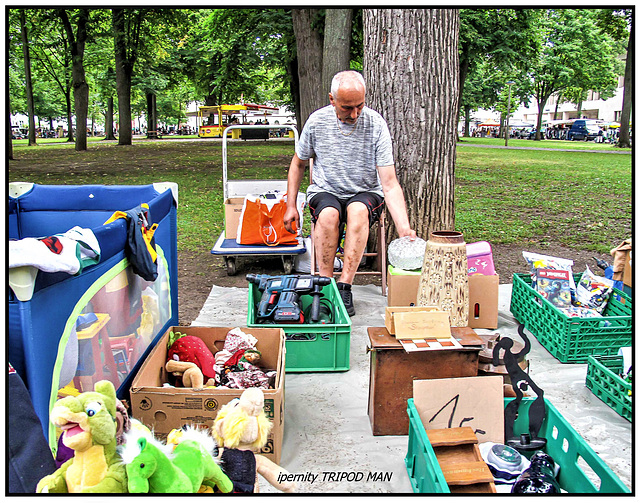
[284,70,415,316]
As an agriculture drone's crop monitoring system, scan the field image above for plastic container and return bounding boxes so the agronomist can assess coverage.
[586,355,632,422]
[405,397,630,493]
[247,278,351,372]
[466,241,496,275]
[510,273,632,363]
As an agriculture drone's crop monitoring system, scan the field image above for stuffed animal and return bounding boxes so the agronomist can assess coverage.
[36,380,127,493]
[120,426,233,493]
[212,388,296,493]
[166,335,216,389]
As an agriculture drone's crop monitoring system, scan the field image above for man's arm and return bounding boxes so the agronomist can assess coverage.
[283,153,307,233]
[377,164,416,239]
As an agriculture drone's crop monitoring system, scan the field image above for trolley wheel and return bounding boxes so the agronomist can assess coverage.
[225,257,237,276]
[282,256,294,275]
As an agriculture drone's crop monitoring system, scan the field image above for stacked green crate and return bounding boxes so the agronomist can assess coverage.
[586,355,632,422]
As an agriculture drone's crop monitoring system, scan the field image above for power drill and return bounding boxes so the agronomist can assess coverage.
[246,274,332,323]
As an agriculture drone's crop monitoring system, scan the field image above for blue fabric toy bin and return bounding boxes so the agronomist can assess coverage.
[8,182,179,451]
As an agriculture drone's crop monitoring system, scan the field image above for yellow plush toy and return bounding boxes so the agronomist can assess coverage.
[36,380,127,493]
[212,388,296,493]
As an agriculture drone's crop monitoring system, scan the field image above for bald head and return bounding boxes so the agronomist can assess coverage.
[329,71,366,125]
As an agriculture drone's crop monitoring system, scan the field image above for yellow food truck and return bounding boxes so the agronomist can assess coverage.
[192,103,278,138]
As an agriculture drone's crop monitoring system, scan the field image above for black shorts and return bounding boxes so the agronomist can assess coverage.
[308,192,384,227]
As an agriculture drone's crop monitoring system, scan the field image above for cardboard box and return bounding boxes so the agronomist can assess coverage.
[384,306,438,335]
[387,266,499,329]
[468,274,499,329]
[224,197,245,239]
[130,326,285,463]
[387,265,420,306]
[623,251,632,287]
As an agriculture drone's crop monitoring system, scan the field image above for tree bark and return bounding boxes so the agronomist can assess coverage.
[618,24,633,148]
[321,9,353,97]
[112,8,139,146]
[59,8,89,151]
[364,9,460,240]
[146,92,157,136]
[105,96,116,140]
[292,8,324,130]
[19,10,37,147]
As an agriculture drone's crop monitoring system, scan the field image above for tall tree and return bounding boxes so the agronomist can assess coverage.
[19,9,37,146]
[112,8,142,145]
[618,21,633,148]
[321,9,353,97]
[292,9,324,129]
[527,9,621,140]
[457,9,539,127]
[58,8,90,151]
[365,9,459,239]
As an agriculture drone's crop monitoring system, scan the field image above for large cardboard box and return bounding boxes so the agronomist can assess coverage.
[468,274,499,329]
[130,326,285,463]
[224,197,245,239]
[387,266,499,329]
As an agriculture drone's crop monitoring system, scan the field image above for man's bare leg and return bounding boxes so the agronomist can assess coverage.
[338,202,370,285]
[313,207,341,278]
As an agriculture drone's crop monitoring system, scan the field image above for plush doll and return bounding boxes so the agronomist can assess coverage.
[36,380,127,493]
[212,388,296,493]
[120,426,233,493]
[165,335,216,389]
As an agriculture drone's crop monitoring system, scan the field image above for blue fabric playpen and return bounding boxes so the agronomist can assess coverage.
[8,183,179,450]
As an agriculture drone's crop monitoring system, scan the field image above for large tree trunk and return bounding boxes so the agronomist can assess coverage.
[65,92,74,141]
[105,96,116,140]
[146,92,157,136]
[112,8,135,146]
[321,9,353,97]
[59,9,89,151]
[618,24,633,148]
[364,9,459,240]
[19,10,37,147]
[292,9,324,130]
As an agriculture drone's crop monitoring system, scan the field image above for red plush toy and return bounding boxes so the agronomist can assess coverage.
[166,336,216,389]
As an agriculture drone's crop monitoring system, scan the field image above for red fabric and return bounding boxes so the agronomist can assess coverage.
[224,349,247,368]
[167,336,216,381]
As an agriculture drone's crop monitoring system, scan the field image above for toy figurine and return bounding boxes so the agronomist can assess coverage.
[212,388,296,493]
[36,381,127,493]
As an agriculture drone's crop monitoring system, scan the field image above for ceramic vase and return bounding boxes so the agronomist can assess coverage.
[417,230,469,327]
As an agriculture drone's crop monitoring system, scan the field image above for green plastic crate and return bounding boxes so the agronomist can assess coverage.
[405,397,630,493]
[247,278,351,372]
[510,273,632,363]
[586,355,632,422]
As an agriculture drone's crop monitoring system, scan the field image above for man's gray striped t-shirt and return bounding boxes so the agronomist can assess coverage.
[296,105,394,200]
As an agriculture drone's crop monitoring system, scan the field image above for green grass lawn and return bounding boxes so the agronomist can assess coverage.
[458,136,631,152]
[8,138,632,255]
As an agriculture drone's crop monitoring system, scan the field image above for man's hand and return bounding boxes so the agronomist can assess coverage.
[398,227,417,240]
[283,206,299,234]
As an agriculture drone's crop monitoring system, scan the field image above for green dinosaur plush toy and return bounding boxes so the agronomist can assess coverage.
[120,425,233,493]
[36,380,127,493]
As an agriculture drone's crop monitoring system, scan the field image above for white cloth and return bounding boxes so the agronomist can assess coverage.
[9,226,100,275]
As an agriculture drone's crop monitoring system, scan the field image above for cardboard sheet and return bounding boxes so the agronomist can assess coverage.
[413,376,504,444]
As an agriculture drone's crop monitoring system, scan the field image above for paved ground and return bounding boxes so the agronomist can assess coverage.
[192,283,632,494]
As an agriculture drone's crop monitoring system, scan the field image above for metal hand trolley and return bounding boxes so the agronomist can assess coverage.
[211,124,306,275]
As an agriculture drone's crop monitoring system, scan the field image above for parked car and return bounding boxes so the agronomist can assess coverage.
[567,120,603,141]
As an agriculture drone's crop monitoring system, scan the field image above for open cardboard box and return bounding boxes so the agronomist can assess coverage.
[387,266,499,329]
[130,326,285,463]
[224,197,245,239]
